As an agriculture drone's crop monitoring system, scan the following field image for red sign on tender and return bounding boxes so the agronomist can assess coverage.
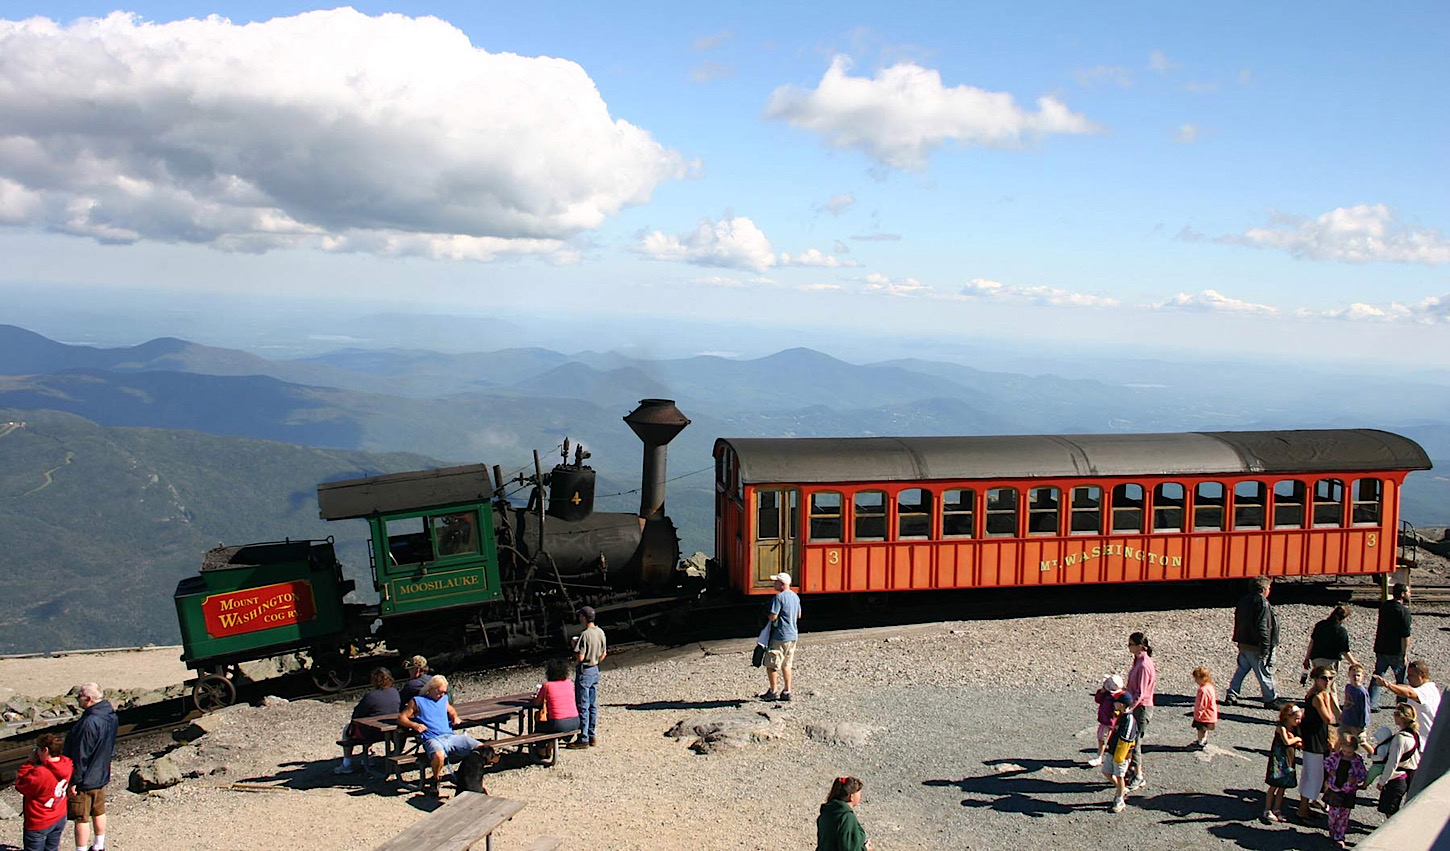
[202,581,316,639]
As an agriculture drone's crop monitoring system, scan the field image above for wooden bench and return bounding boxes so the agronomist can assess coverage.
[476,730,579,768]
[373,791,524,851]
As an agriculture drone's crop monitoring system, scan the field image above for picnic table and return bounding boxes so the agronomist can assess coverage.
[372,791,525,851]
[349,692,575,783]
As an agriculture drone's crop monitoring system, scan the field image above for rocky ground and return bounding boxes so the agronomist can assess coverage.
[0,590,1446,851]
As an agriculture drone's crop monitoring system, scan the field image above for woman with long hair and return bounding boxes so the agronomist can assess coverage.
[1296,665,1341,821]
[1124,632,1156,791]
[817,776,872,851]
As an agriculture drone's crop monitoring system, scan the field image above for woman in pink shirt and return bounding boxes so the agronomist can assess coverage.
[532,658,581,758]
[1125,632,1157,791]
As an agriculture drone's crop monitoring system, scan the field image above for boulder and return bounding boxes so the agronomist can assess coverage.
[666,710,786,755]
[804,722,877,748]
[128,755,183,793]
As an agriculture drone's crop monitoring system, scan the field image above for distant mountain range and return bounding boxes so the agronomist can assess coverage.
[0,323,1446,651]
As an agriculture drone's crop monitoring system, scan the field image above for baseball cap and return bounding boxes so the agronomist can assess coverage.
[405,655,428,671]
[577,605,596,621]
[1104,674,1125,693]
[769,572,791,585]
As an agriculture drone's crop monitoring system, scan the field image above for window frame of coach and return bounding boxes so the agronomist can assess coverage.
[713,432,1428,596]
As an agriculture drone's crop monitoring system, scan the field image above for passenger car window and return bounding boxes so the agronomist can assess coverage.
[1153,483,1185,532]
[757,490,781,540]
[1071,486,1103,535]
[1194,482,1224,531]
[809,491,843,542]
[1233,481,1266,531]
[1314,479,1345,527]
[854,491,887,541]
[897,488,932,539]
[942,488,975,538]
[985,488,1019,537]
[1028,487,1060,536]
[1112,484,1144,534]
[1274,480,1305,529]
[1352,479,1382,525]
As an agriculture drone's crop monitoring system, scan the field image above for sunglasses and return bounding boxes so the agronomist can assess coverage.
[1317,676,1335,682]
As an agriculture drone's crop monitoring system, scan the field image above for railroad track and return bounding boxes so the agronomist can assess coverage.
[1323,583,1450,604]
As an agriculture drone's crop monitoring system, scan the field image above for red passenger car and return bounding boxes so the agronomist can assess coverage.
[713,431,1431,597]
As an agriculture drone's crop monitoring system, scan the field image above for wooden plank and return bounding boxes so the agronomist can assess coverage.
[374,793,525,851]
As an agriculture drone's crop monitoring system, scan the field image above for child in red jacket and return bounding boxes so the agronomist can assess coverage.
[16,733,73,851]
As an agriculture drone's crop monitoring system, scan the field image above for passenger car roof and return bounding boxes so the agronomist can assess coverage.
[716,430,1431,485]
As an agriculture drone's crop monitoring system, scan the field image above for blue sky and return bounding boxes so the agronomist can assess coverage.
[1,3,1447,364]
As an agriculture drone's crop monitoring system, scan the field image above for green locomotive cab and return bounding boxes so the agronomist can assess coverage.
[317,464,503,616]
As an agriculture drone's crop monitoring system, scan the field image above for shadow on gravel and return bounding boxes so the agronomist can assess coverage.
[924,758,1108,817]
[618,699,745,711]
[1207,820,1343,850]
[1134,787,1257,824]
[241,759,401,793]
[1217,710,1275,726]
[1155,692,1194,708]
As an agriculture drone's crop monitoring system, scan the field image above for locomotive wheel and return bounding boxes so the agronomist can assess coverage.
[193,674,237,712]
[309,652,353,693]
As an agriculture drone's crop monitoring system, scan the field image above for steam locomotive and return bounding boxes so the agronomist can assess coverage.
[173,399,693,709]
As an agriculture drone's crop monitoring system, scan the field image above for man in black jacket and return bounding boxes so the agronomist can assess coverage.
[1225,576,1280,708]
[62,683,118,851]
[1370,584,1412,710]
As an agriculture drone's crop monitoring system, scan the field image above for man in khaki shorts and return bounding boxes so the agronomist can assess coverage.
[63,683,118,851]
[760,572,801,702]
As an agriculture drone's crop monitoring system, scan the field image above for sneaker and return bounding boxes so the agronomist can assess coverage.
[779,691,792,702]
[332,763,357,775]
[1222,693,1239,706]
[565,739,591,750]
[1127,777,1147,792]
[1259,811,1274,825]
[1111,797,1125,813]
[758,691,779,701]
[1086,756,1103,767]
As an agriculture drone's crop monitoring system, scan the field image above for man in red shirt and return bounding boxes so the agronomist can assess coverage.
[17,733,73,851]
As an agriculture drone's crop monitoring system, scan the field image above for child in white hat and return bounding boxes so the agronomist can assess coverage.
[1088,674,1128,767]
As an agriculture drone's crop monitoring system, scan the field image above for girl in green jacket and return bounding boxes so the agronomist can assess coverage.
[817,776,872,851]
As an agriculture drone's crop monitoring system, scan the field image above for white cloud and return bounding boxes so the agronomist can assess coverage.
[833,239,851,254]
[816,193,856,216]
[636,216,777,272]
[779,248,859,268]
[692,275,748,288]
[1304,295,1450,324]
[799,283,843,292]
[958,277,1119,307]
[1176,124,1200,144]
[1153,289,1278,315]
[1073,65,1133,88]
[691,61,734,84]
[1148,49,1181,74]
[764,55,1099,170]
[0,10,686,260]
[851,231,902,242]
[864,272,929,296]
[693,31,733,52]
[1224,204,1450,265]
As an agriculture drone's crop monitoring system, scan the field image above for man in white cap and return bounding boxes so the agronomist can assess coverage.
[760,573,801,702]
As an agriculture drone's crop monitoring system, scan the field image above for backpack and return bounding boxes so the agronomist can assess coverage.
[456,749,491,794]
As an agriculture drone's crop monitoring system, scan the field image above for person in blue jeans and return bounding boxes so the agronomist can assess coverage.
[1226,576,1279,708]
[1370,584,1412,711]
[569,605,607,748]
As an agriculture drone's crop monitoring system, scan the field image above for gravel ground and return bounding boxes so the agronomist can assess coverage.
[1,591,1445,851]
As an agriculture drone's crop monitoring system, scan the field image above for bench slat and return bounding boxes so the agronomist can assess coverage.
[373,793,525,851]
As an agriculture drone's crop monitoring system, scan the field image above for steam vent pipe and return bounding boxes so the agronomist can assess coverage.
[623,399,691,519]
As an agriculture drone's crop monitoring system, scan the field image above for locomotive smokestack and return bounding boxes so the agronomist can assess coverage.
[623,399,690,519]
